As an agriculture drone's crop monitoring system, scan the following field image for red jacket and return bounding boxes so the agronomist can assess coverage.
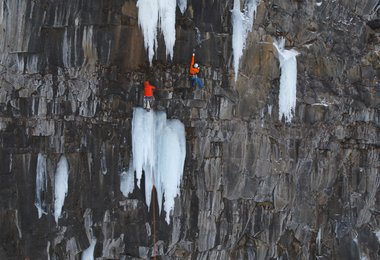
[144,81,155,97]
[189,54,200,76]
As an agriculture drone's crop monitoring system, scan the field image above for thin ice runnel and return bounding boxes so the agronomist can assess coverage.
[35,152,48,218]
[273,38,299,123]
[54,155,69,224]
[231,0,260,80]
[120,108,186,224]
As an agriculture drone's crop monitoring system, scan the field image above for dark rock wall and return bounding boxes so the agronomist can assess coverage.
[0,0,379,259]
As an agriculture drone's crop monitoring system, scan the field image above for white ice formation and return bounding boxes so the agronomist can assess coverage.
[81,238,97,260]
[120,168,135,198]
[54,155,69,224]
[273,38,299,123]
[137,0,186,64]
[316,228,322,255]
[120,108,186,223]
[177,0,188,14]
[35,153,48,218]
[231,0,260,80]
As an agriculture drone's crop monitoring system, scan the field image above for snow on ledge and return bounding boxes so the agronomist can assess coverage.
[54,155,69,224]
[273,38,299,123]
[120,108,186,223]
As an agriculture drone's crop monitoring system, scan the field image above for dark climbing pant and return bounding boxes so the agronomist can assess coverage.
[144,96,154,110]
[190,76,203,90]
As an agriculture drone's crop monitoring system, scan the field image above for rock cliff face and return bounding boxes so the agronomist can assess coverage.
[0,0,379,259]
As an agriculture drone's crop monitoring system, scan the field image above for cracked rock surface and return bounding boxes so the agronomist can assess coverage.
[0,0,379,259]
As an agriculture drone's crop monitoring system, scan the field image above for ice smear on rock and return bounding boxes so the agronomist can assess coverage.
[54,155,69,224]
[120,168,135,197]
[231,0,260,80]
[273,38,299,123]
[137,0,178,64]
[35,152,48,218]
[121,108,186,223]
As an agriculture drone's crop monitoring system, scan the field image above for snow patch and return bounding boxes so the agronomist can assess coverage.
[273,38,299,123]
[54,155,69,224]
[35,153,48,218]
[137,0,178,64]
[231,0,260,80]
[122,108,186,223]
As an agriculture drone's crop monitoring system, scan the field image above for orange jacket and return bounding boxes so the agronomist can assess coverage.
[144,81,155,97]
[189,54,200,76]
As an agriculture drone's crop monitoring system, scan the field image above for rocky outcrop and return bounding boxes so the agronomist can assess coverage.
[0,0,379,259]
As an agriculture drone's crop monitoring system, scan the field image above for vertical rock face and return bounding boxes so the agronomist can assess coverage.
[0,0,379,259]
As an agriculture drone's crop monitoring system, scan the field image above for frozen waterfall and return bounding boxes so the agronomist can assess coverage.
[120,108,186,224]
[137,0,183,64]
[35,153,48,219]
[231,0,260,80]
[137,0,159,64]
[54,155,69,224]
[273,38,299,123]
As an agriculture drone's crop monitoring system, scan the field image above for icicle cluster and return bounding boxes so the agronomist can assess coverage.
[120,108,186,223]
[231,0,260,80]
[137,0,187,64]
[54,155,69,224]
[273,38,299,123]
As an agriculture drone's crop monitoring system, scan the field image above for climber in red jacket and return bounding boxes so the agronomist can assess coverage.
[189,53,204,89]
[143,80,155,111]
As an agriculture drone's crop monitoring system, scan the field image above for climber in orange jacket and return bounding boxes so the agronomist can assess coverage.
[189,53,204,89]
[143,80,155,111]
